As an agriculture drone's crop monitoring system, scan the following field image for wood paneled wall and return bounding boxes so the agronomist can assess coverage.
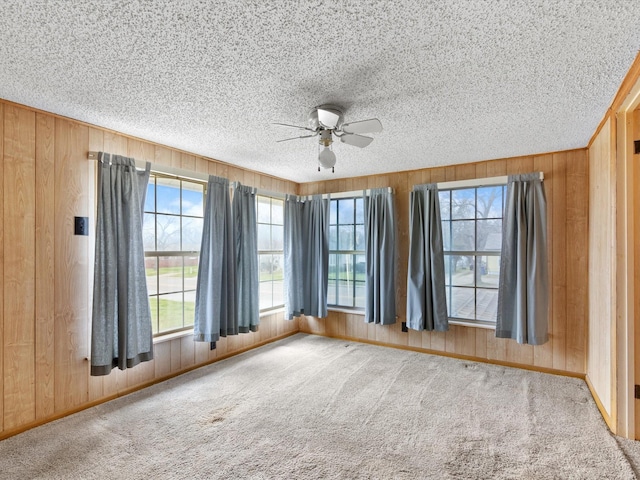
[587,118,616,423]
[0,99,299,439]
[298,150,589,375]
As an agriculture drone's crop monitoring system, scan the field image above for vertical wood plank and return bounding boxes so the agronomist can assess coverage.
[35,112,56,420]
[180,336,195,369]
[3,105,36,429]
[0,102,4,432]
[87,128,104,402]
[551,152,568,371]
[54,118,90,413]
[533,154,554,369]
[154,341,172,379]
[565,149,588,373]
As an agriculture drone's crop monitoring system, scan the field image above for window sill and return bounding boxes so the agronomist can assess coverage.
[153,309,286,344]
[328,307,366,316]
[449,319,496,330]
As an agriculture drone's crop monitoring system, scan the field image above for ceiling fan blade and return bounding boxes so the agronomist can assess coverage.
[340,133,374,148]
[342,118,383,134]
[276,134,316,143]
[317,108,340,129]
[272,122,314,131]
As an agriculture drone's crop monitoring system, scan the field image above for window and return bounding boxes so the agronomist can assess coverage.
[143,173,205,335]
[328,197,366,308]
[439,185,505,326]
[257,195,284,311]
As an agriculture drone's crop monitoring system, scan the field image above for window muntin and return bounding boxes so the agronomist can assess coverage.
[328,197,366,308]
[143,173,205,336]
[440,185,505,325]
[257,195,284,311]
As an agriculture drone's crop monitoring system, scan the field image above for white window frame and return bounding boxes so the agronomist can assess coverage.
[257,194,285,313]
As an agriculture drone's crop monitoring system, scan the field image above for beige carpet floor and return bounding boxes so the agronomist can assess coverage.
[0,333,639,479]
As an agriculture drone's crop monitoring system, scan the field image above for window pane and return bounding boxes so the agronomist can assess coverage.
[182,182,204,217]
[452,256,474,286]
[272,199,284,225]
[439,191,450,220]
[452,189,475,220]
[338,199,355,224]
[338,225,354,251]
[476,186,503,219]
[182,217,203,251]
[272,254,284,307]
[477,219,502,251]
[257,224,271,250]
[257,196,271,223]
[272,225,284,250]
[355,224,365,250]
[476,288,499,322]
[355,253,366,308]
[355,197,364,223]
[156,215,181,251]
[143,213,156,251]
[149,295,159,334]
[328,254,337,305]
[158,292,184,333]
[144,181,155,213]
[477,255,500,288]
[158,256,183,294]
[329,225,338,250]
[259,280,272,310]
[156,177,181,215]
[443,254,452,286]
[145,257,158,296]
[183,289,196,327]
[259,254,272,281]
[451,287,474,319]
[184,256,199,292]
[451,220,475,251]
[442,221,451,251]
[336,254,354,307]
[330,200,337,225]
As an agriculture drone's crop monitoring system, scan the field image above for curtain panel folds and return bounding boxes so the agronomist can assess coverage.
[406,183,448,331]
[91,153,153,376]
[302,195,330,318]
[283,194,330,319]
[194,175,237,342]
[233,183,260,333]
[284,195,305,320]
[364,188,397,325]
[497,173,549,345]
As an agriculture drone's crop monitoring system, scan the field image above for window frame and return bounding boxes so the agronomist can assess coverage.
[143,172,207,337]
[439,181,506,329]
[327,196,366,310]
[256,194,285,313]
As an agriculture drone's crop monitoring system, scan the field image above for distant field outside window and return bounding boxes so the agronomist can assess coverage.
[143,174,205,336]
[328,197,365,309]
[257,195,284,311]
[439,185,505,325]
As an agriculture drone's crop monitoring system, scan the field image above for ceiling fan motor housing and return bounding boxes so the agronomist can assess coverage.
[308,105,344,131]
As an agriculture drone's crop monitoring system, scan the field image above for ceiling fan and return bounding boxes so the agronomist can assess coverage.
[274,105,383,172]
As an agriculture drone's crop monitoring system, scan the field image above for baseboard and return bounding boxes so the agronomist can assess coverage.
[0,330,298,441]
[304,331,586,380]
[585,374,616,434]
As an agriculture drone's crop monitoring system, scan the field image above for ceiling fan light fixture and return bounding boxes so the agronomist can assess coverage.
[318,146,336,169]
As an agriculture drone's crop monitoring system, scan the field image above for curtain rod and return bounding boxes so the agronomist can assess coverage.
[436,172,544,190]
[301,187,394,201]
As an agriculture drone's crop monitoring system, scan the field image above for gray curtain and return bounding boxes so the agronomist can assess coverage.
[91,153,153,376]
[283,194,305,320]
[303,195,330,318]
[364,188,397,325]
[497,173,549,345]
[233,183,259,333]
[194,175,237,342]
[406,183,448,331]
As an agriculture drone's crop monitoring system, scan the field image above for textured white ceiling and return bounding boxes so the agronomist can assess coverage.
[1,1,639,183]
